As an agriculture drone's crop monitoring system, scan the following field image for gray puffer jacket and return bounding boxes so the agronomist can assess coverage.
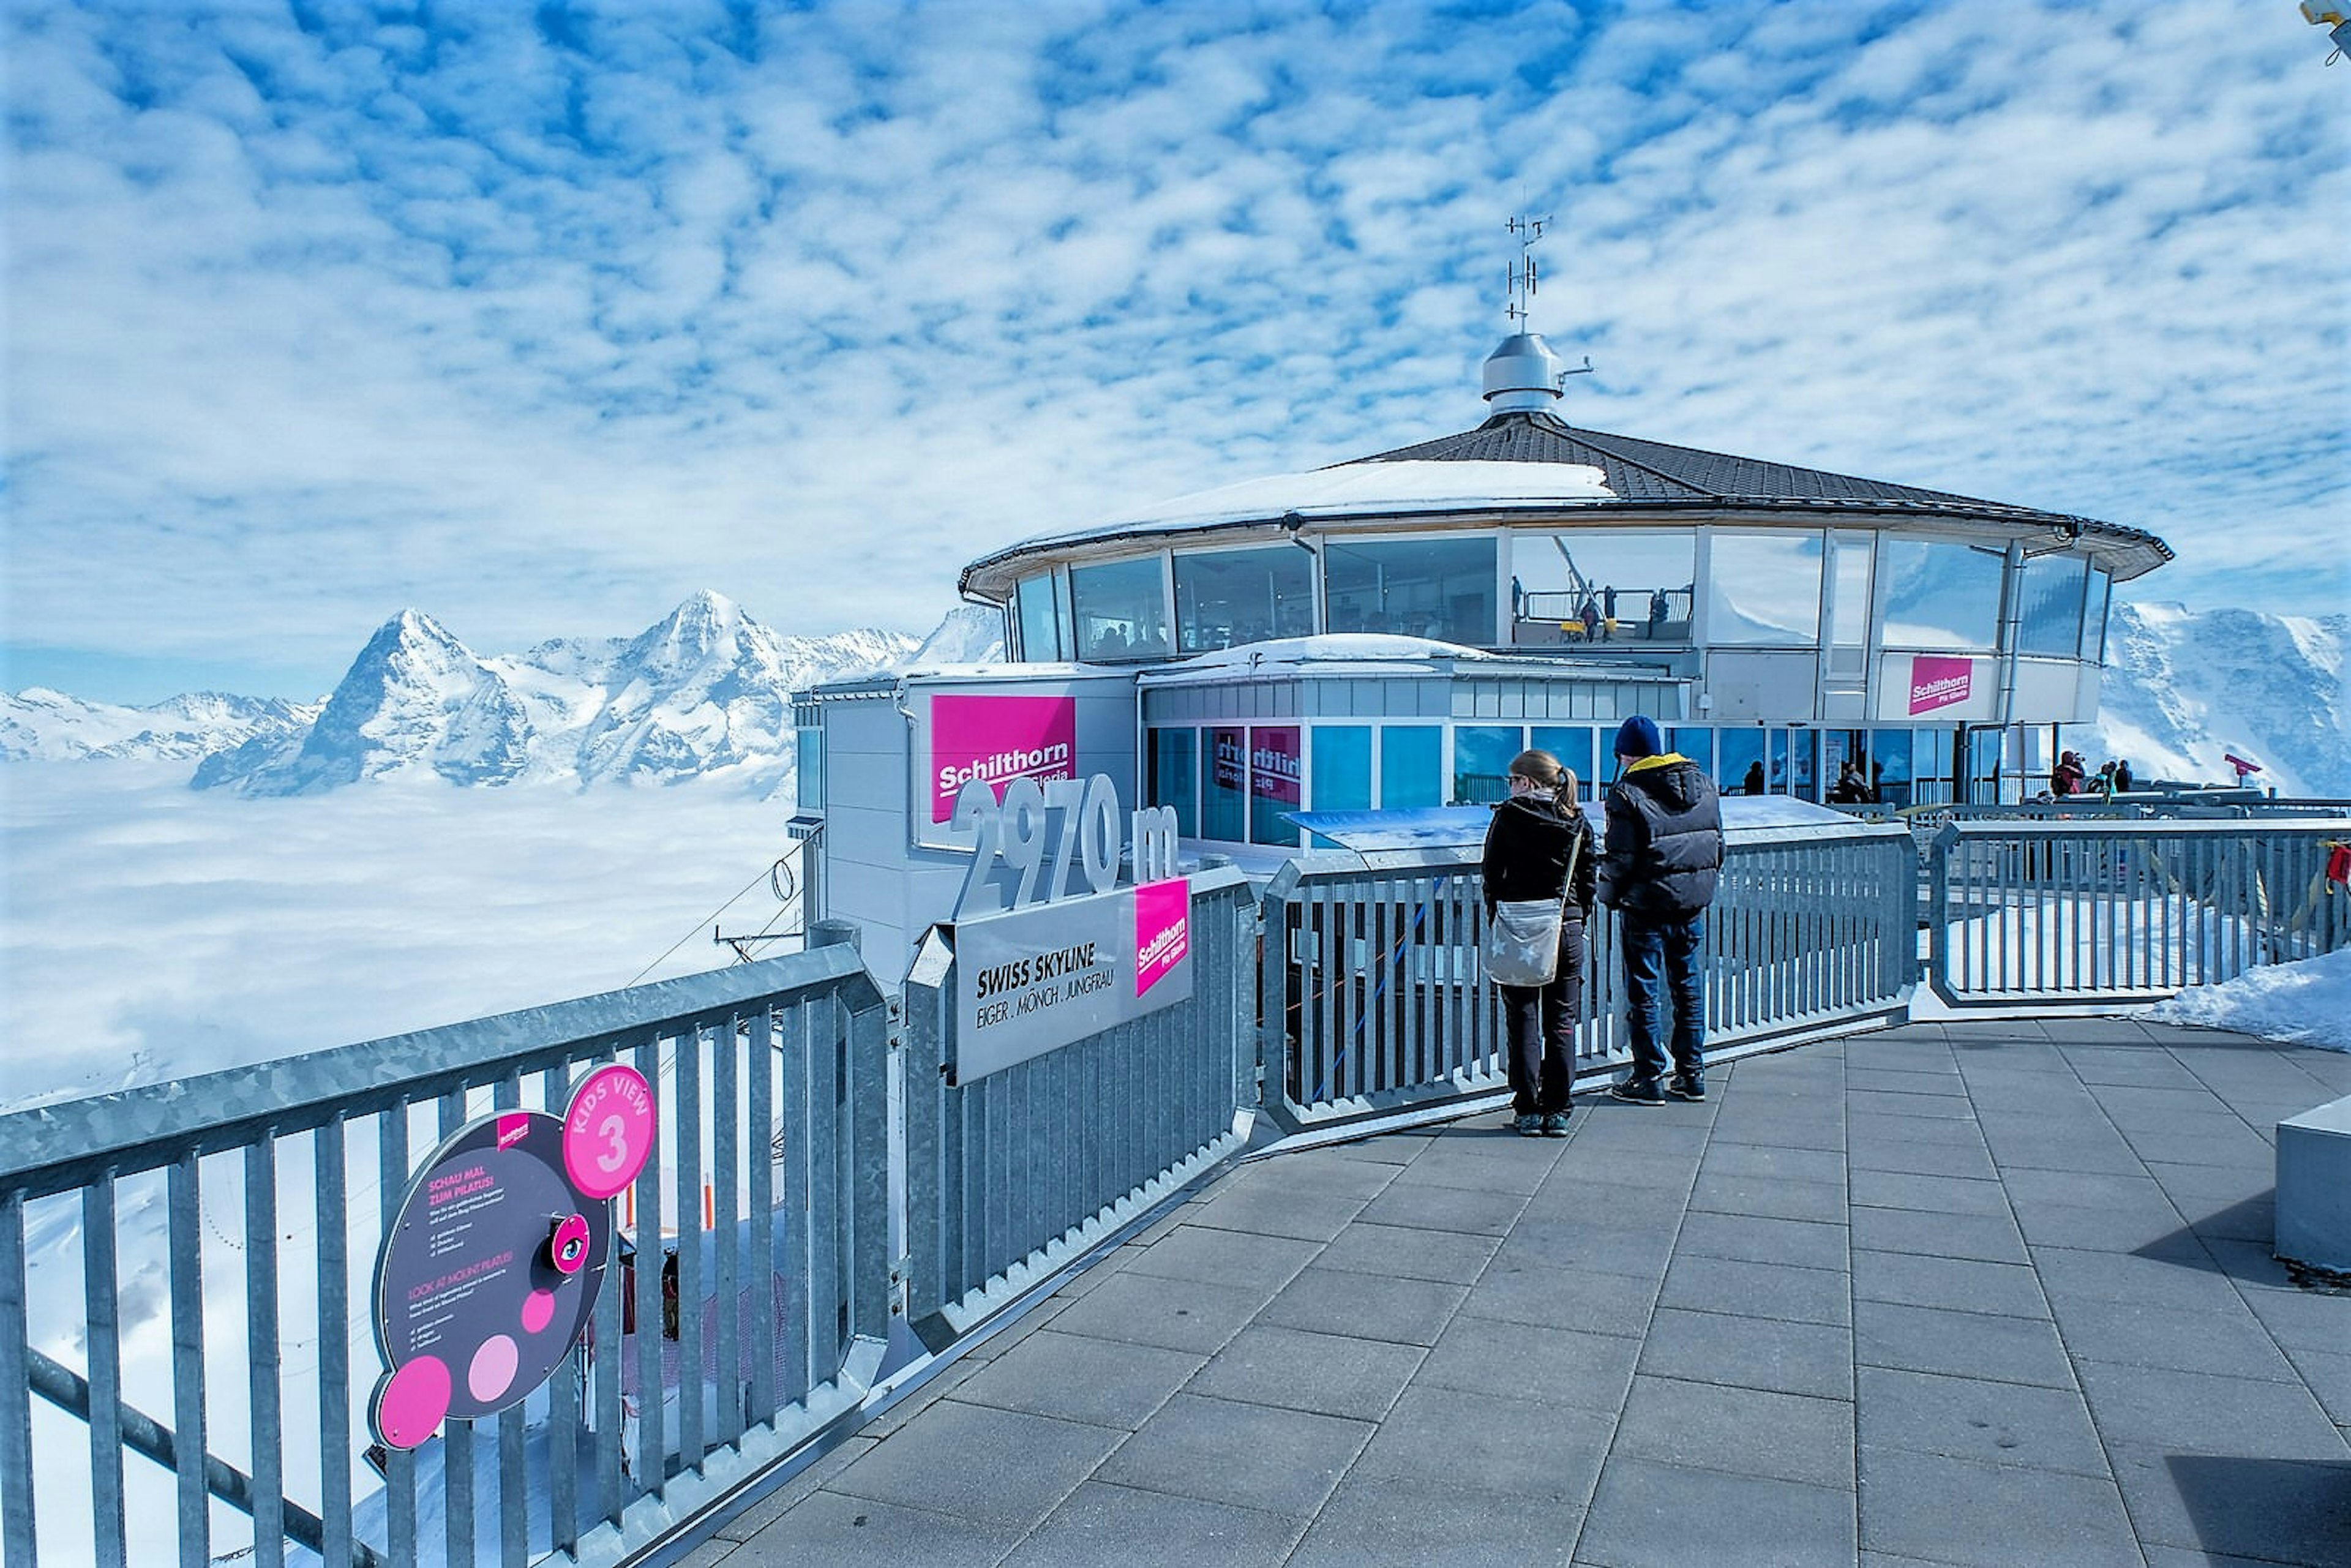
[1600,754,1723,917]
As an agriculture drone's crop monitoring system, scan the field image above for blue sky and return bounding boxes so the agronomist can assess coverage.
[4,0,2345,704]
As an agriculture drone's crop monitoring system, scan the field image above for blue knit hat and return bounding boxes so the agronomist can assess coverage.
[1614,715,1662,759]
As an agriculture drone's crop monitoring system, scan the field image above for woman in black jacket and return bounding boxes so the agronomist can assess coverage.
[1480,749,1599,1136]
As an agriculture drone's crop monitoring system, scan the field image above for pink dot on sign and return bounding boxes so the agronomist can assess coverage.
[521,1289,557,1335]
[469,1335,519,1403]
[378,1356,451,1449]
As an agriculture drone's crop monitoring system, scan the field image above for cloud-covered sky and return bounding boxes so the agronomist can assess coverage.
[5,0,2345,703]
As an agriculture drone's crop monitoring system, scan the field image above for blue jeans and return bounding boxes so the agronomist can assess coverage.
[1621,912,1705,1084]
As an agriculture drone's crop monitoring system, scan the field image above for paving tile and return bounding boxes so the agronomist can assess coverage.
[1002,1480,1304,1567]
[1314,1218,1501,1283]
[2178,1193,2274,1244]
[858,1357,978,1436]
[1257,1264,1466,1347]
[2027,1243,2244,1313]
[1698,1115,1847,1154]
[1979,1130,2148,1176]
[1528,1175,1693,1229]
[2112,1117,2276,1171]
[2000,1168,2170,1210]
[1845,1137,1998,1180]
[1853,1299,2076,1389]
[1092,1391,1371,1518]
[823,1400,1124,1530]
[1492,1218,1678,1282]
[1845,1067,1964,1093]
[1673,1210,1850,1272]
[1457,1258,1661,1335]
[2049,1294,2304,1382]
[948,1329,1206,1428]
[2012,1198,2197,1253]
[1354,1176,1528,1237]
[1848,1205,2027,1264]
[1120,1223,1321,1292]
[1848,1169,2012,1217]
[1352,1383,1614,1500]
[1696,1142,1845,1186]
[2107,1445,2351,1564]
[1183,1179,1368,1242]
[1185,1323,1423,1422]
[2284,1342,2351,1428]
[1577,1455,1853,1568]
[1414,1313,1644,1413]
[1043,1269,1270,1355]
[715,1437,880,1540]
[1689,1171,1847,1225]
[1850,1249,2049,1319]
[1247,1146,1406,1199]
[724,1490,1022,1567]
[1637,1306,1853,1400]
[1659,1252,1851,1327]
[2074,1358,2347,1455]
[1289,1472,1578,1567]
[1856,1446,2139,1567]
[1847,1087,1976,1122]
[2233,1275,2351,1355]
[1388,1143,1561,1197]
[1855,1365,2109,1477]
[1614,1373,1854,1488]
[1541,1146,1703,1193]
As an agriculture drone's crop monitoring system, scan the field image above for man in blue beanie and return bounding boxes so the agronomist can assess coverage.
[1601,715,1723,1104]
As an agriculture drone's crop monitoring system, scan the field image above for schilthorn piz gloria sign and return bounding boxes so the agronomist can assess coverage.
[947,770,1191,1084]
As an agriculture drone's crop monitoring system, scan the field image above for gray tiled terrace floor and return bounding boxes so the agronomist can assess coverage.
[696,1019,2351,1566]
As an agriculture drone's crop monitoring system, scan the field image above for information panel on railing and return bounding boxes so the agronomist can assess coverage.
[945,770,1191,1082]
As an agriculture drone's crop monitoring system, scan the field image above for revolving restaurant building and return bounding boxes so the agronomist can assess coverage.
[956,330,2170,850]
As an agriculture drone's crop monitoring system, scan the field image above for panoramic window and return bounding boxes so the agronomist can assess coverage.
[1511,530,1697,645]
[1531,726,1596,803]
[1014,571,1066,661]
[1322,536,1497,645]
[1379,724,1442,808]
[1880,538,2004,650]
[1707,531,1824,645]
[1869,729,1914,808]
[1453,725,1524,804]
[1204,726,1247,840]
[1068,555,1171,659]
[1311,726,1373,812]
[1172,546,1316,653]
[2083,567,2112,661]
[1719,729,1768,797]
[1250,726,1302,846]
[2017,554,2088,658]
[1147,728,1198,836]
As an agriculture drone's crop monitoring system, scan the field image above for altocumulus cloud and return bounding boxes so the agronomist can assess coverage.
[3,0,2344,702]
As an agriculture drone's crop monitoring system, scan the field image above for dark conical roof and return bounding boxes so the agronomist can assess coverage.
[1348,411,2109,525]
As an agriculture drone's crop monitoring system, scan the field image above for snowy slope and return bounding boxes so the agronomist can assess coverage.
[1,687,319,761]
[2085,601,2349,797]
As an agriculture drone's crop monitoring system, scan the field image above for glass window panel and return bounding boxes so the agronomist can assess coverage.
[1379,725,1441,808]
[1788,729,1819,798]
[1868,729,1913,808]
[1311,726,1373,812]
[1967,727,2006,804]
[1708,532,1824,645]
[1250,726,1301,846]
[1322,536,1497,645]
[1172,546,1316,653]
[1204,726,1247,841]
[1668,729,1713,772]
[1068,555,1170,659]
[1452,725,1524,804]
[1531,727,1595,805]
[795,726,824,809]
[1511,530,1698,646]
[1719,729,1767,795]
[2017,554,2087,657]
[1148,728,1198,837]
[1879,538,2004,650]
[1829,531,1873,647]
[1014,572,1065,661]
[2083,568,2112,661]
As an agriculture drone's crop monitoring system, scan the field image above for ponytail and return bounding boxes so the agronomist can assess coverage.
[1507,749,1581,816]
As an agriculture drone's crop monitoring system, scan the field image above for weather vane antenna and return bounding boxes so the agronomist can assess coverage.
[1505,212,1550,327]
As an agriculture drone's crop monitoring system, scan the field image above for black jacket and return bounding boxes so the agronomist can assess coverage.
[1600,754,1723,917]
[1480,795,1597,920]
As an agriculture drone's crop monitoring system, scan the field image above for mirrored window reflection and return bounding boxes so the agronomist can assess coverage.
[2083,568,2112,661]
[2017,555,2087,657]
[1172,547,1315,653]
[1311,726,1373,812]
[1668,729,1714,774]
[1148,728,1198,836]
[1250,726,1302,846]
[1511,531,1697,647]
[1015,572,1065,661]
[1869,729,1913,809]
[1205,726,1247,840]
[1719,729,1768,797]
[1380,725,1442,808]
[1828,532,1874,650]
[1531,727,1595,805]
[1069,556,1171,659]
[1708,532,1823,645]
[1322,537,1497,645]
[1880,538,2004,650]
[1453,726,1524,804]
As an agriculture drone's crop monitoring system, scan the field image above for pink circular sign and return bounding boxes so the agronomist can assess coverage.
[563,1064,656,1200]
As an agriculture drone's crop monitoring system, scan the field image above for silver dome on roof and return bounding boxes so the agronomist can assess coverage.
[1481,331,1569,413]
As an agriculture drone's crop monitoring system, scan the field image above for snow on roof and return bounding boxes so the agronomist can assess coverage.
[1149,634,1503,675]
[1003,459,1616,554]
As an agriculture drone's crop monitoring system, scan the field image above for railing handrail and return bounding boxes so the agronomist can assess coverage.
[1934,814,2351,842]
[0,946,877,1198]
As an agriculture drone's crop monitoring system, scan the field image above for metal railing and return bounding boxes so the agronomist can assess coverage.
[901,869,1259,1341]
[1925,817,2351,1007]
[0,948,890,1568]
[1259,817,1917,1130]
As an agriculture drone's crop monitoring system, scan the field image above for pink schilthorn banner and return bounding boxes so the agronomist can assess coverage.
[1908,655,1973,716]
[930,694,1077,823]
[1133,878,1191,999]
